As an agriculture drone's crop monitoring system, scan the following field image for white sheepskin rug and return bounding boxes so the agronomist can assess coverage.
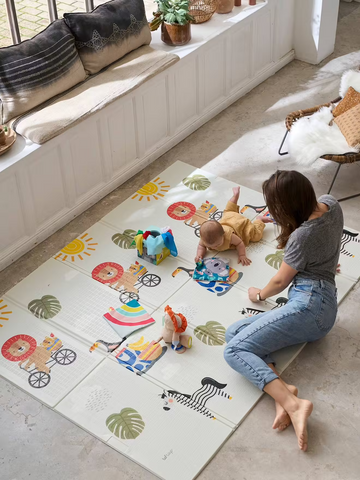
[288,69,360,165]
[288,106,359,165]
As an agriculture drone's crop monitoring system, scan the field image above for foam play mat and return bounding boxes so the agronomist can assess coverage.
[1,161,359,479]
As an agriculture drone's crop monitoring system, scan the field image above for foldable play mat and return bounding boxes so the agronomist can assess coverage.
[1,162,359,479]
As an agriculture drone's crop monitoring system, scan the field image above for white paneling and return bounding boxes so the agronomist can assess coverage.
[27,148,66,227]
[254,10,273,74]
[69,123,104,200]
[230,23,252,90]
[277,0,295,59]
[174,58,197,130]
[142,78,169,153]
[0,173,26,251]
[107,100,137,176]
[204,40,226,110]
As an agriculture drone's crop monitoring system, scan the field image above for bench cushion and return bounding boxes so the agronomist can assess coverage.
[12,46,178,145]
[64,0,151,75]
[0,20,87,124]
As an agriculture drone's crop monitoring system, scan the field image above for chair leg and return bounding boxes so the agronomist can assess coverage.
[278,130,289,156]
[327,163,341,195]
[327,163,360,202]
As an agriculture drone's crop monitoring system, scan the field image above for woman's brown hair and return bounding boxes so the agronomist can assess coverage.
[262,170,317,249]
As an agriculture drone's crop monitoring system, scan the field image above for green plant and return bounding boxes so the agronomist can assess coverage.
[28,295,62,319]
[150,0,194,30]
[106,408,145,439]
[194,321,226,346]
[112,230,137,249]
[183,174,211,191]
[265,250,284,270]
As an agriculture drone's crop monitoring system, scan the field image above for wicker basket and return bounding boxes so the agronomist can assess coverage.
[190,0,217,24]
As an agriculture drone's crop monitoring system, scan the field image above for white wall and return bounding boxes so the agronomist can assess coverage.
[294,0,340,64]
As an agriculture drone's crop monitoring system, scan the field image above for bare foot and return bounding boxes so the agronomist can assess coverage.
[288,399,313,451]
[231,186,240,204]
[257,215,274,224]
[273,385,298,432]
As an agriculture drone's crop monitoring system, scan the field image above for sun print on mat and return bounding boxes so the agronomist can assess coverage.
[0,299,12,327]
[55,233,98,262]
[131,177,170,201]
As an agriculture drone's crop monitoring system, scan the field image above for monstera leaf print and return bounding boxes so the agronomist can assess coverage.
[112,230,137,249]
[28,295,62,319]
[182,174,211,191]
[106,408,145,439]
[265,250,284,270]
[194,321,226,346]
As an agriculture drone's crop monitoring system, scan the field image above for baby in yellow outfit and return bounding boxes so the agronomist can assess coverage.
[195,187,272,266]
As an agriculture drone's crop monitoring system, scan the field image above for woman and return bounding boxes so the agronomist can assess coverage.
[224,170,343,452]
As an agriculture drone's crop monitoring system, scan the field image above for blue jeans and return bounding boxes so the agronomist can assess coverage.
[224,279,337,391]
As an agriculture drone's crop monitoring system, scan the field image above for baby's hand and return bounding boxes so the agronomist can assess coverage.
[238,255,252,266]
[195,255,202,263]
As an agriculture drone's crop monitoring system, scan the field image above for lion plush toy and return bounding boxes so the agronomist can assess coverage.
[157,305,192,354]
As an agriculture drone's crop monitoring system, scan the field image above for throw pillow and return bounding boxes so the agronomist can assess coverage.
[64,0,151,75]
[0,20,87,124]
[333,87,360,117]
[334,103,360,148]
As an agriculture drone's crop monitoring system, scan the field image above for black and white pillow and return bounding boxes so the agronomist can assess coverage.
[64,0,151,75]
[0,20,87,124]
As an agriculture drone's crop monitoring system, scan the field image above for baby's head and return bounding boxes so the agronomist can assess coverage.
[200,220,224,249]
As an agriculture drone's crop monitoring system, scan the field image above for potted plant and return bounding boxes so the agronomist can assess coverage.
[150,0,193,46]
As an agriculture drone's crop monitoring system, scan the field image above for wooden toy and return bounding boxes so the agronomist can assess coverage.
[157,305,192,354]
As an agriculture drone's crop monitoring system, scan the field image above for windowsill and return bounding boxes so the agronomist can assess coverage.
[150,1,266,59]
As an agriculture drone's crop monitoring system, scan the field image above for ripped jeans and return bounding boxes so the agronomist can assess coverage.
[224,279,337,391]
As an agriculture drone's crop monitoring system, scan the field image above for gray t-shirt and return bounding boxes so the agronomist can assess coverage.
[283,195,344,285]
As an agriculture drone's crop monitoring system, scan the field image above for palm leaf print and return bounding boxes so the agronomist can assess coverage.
[265,250,284,270]
[28,295,62,319]
[112,230,137,249]
[106,408,145,439]
[194,321,226,346]
[182,174,211,191]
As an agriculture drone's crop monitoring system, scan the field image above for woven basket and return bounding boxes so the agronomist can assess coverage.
[190,0,217,24]
[285,96,360,164]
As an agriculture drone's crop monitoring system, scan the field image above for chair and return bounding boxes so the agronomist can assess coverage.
[278,96,360,202]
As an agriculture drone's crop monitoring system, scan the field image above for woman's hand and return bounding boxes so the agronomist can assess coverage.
[336,263,341,274]
[248,287,261,302]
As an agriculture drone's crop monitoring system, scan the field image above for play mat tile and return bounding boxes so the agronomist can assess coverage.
[5,259,129,347]
[2,160,359,480]
[56,358,232,480]
[0,299,103,407]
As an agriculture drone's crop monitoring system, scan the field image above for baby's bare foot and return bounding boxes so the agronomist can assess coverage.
[231,186,240,204]
[288,399,313,451]
[272,385,298,431]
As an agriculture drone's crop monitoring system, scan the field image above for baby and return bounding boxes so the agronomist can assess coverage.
[195,187,272,266]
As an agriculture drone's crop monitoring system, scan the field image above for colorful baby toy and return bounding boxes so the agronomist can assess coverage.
[193,257,230,282]
[132,227,178,266]
[157,305,192,354]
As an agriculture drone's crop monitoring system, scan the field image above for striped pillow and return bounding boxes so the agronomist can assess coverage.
[0,20,87,124]
[64,0,151,75]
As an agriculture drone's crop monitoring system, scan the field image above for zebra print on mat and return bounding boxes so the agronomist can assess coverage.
[341,229,360,257]
[0,20,86,124]
[160,377,232,419]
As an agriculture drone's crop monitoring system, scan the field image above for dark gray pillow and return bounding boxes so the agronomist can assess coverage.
[64,0,151,75]
[0,20,87,124]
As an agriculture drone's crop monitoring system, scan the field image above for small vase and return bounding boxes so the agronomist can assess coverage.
[235,0,241,5]
[249,0,256,5]
[161,22,191,46]
[216,0,234,14]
